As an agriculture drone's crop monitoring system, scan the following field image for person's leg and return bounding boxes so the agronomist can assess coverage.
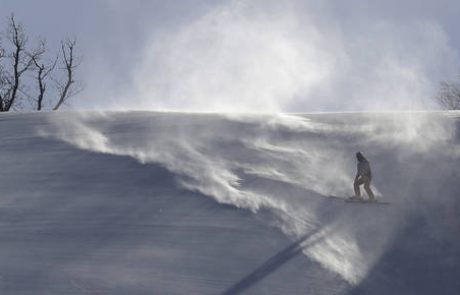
[354,177,365,198]
[363,177,376,200]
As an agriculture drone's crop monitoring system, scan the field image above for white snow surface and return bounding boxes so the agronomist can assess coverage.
[0,111,459,294]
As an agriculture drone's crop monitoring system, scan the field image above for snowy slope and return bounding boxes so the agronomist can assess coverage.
[0,111,459,294]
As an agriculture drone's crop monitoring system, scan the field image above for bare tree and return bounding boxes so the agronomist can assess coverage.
[0,41,7,111]
[53,38,81,111]
[31,40,57,111]
[0,14,82,112]
[2,14,37,111]
[436,80,460,110]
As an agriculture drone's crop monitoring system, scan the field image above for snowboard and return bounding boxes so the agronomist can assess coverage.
[328,195,390,205]
[345,197,390,205]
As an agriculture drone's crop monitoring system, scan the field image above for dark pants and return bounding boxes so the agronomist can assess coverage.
[354,176,375,200]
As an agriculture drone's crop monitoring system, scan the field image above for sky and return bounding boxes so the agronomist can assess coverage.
[1,0,460,112]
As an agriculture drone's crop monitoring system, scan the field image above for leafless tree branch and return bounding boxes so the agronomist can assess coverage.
[53,38,80,110]
[31,39,57,110]
[2,14,36,111]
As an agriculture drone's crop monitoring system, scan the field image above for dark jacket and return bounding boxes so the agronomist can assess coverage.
[357,159,372,178]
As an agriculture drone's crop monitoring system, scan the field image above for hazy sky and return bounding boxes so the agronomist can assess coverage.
[1,0,460,112]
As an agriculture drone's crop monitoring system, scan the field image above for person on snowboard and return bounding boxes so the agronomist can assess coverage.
[353,152,376,201]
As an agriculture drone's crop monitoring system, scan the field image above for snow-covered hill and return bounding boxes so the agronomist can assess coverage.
[0,111,459,294]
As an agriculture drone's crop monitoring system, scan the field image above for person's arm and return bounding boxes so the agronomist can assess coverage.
[355,163,360,180]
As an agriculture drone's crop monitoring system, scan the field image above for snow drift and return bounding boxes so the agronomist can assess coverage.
[0,111,459,294]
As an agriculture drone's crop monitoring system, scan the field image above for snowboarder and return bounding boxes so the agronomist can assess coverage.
[353,152,376,201]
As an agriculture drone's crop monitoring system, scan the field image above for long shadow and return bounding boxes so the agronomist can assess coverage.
[221,228,324,295]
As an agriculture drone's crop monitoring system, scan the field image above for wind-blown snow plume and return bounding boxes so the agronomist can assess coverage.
[42,111,459,284]
[105,0,460,113]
